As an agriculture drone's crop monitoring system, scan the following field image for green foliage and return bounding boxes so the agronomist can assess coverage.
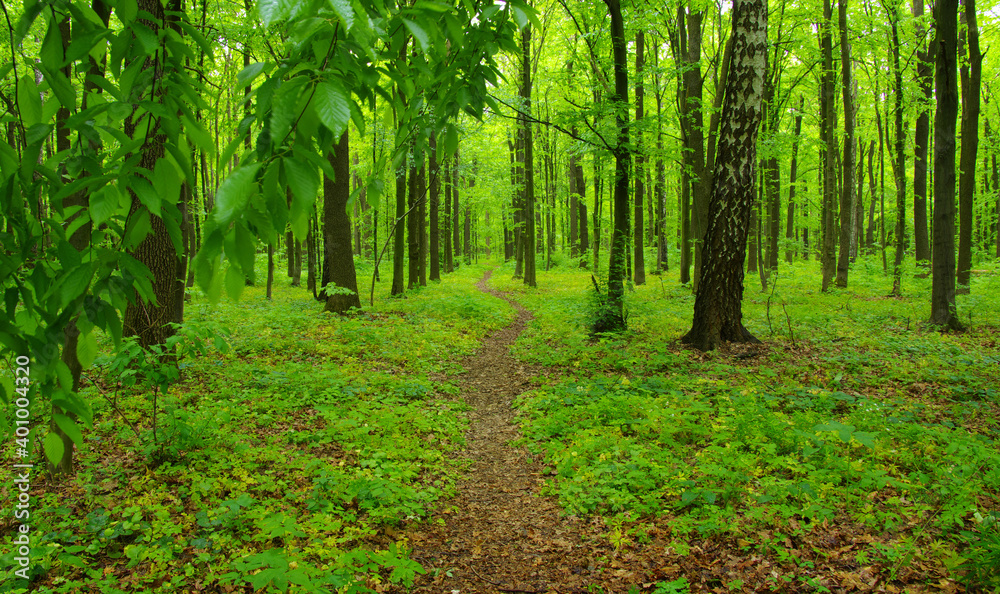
[1,270,495,592]
[511,262,1000,587]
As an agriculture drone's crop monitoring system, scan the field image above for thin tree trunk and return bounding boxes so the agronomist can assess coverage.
[957,0,980,292]
[913,0,933,265]
[836,0,856,288]
[786,99,803,263]
[820,0,838,292]
[521,25,537,287]
[634,29,646,285]
[889,6,907,295]
[429,133,440,281]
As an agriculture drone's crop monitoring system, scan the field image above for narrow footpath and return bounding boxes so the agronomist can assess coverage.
[397,270,657,593]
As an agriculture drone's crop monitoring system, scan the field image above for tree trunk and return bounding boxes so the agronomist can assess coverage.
[957,0,980,293]
[418,153,427,286]
[123,0,180,350]
[930,0,963,329]
[835,0,856,288]
[521,25,537,287]
[391,146,407,295]
[407,147,420,289]
[429,133,440,281]
[453,150,461,265]
[786,99,803,263]
[322,132,361,313]
[682,0,767,351]
[889,6,907,295]
[820,0,837,292]
[634,30,646,286]
[598,0,630,332]
[913,0,933,265]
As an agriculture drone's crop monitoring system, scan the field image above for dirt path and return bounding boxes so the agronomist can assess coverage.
[398,270,615,593]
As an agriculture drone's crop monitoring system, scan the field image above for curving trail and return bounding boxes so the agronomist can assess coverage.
[399,270,604,593]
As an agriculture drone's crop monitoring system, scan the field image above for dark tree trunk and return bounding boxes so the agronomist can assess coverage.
[444,151,454,272]
[429,133,440,281]
[913,0,933,265]
[786,99,803,263]
[599,0,630,332]
[321,132,361,313]
[521,26,537,287]
[307,211,317,296]
[453,150,461,264]
[634,30,646,285]
[391,151,406,295]
[957,0,980,292]
[867,139,877,250]
[889,7,907,295]
[418,154,427,286]
[836,0,856,288]
[930,0,963,329]
[123,0,180,350]
[820,0,837,292]
[407,148,420,289]
[266,242,274,299]
[682,0,767,351]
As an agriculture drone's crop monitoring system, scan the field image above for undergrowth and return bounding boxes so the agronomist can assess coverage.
[498,256,1000,590]
[1,263,513,594]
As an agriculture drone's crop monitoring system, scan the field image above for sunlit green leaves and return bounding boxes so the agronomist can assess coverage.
[215,164,261,227]
[314,80,351,137]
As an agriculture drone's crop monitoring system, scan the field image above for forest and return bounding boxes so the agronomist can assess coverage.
[2,0,1000,590]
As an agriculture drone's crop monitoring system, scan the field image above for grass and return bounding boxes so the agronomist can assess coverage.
[497,254,1000,591]
[3,253,999,592]
[1,262,513,594]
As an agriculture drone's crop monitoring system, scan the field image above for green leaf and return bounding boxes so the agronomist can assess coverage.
[237,62,268,88]
[402,19,430,53]
[444,123,459,156]
[283,155,319,216]
[54,413,84,446]
[61,265,93,309]
[234,222,256,278]
[314,80,350,137]
[154,159,181,206]
[327,0,354,30]
[75,330,98,368]
[44,431,65,467]
[89,185,120,226]
[225,265,244,301]
[17,74,42,127]
[215,164,261,226]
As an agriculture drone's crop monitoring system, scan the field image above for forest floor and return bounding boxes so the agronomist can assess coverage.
[402,270,630,593]
[4,258,999,594]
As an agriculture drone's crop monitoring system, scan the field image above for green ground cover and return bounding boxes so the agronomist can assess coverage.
[492,256,1000,591]
[2,263,513,593]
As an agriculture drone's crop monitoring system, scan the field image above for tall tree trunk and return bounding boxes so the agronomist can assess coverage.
[682,0,767,351]
[444,151,454,272]
[390,81,407,296]
[786,99,803,263]
[429,133,441,281]
[889,6,907,296]
[634,29,646,285]
[123,0,180,349]
[521,25,537,287]
[957,0,980,293]
[599,0,630,332]
[930,0,963,329]
[913,0,933,265]
[407,147,420,289]
[322,131,361,313]
[836,0,856,288]
[820,0,838,291]
[453,150,461,264]
[418,153,427,286]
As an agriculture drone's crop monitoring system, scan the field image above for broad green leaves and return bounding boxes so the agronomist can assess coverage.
[314,80,351,137]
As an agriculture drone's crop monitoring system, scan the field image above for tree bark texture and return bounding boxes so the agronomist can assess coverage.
[836,0,856,288]
[912,0,933,264]
[820,0,838,292]
[634,30,646,286]
[930,0,963,329]
[322,132,361,313]
[957,0,980,292]
[682,0,767,351]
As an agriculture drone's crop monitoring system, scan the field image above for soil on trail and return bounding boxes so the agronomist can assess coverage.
[398,270,616,593]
